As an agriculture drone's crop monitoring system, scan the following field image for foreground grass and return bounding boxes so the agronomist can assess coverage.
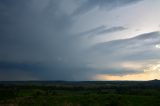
[0,93,160,106]
[0,81,160,106]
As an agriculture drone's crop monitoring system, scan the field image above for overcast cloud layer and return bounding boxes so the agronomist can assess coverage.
[0,0,160,80]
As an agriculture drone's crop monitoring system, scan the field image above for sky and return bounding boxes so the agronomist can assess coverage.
[0,0,160,81]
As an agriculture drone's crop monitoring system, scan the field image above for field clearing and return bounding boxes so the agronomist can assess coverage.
[0,80,160,106]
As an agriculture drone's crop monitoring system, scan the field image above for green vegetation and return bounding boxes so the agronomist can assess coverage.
[0,81,160,106]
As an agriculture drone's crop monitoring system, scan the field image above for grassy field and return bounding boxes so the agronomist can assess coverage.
[0,80,160,106]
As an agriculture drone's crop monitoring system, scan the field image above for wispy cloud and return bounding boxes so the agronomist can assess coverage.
[93,31,160,54]
[73,0,142,15]
[77,26,127,38]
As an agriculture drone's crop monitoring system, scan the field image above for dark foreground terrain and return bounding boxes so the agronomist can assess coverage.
[0,80,160,106]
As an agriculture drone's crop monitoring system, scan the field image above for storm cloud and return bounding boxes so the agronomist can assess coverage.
[0,0,160,80]
[0,0,91,80]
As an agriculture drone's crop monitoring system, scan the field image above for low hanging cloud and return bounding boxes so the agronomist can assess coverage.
[98,68,143,76]
[88,31,160,75]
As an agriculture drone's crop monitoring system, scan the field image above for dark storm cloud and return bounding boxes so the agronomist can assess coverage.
[0,61,95,81]
[0,0,72,60]
[0,0,96,80]
[0,61,47,80]
[0,61,44,71]
[0,0,158,81]
[73,0,142,15]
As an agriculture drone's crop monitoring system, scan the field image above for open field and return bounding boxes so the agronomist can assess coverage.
[0,80,160,106]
